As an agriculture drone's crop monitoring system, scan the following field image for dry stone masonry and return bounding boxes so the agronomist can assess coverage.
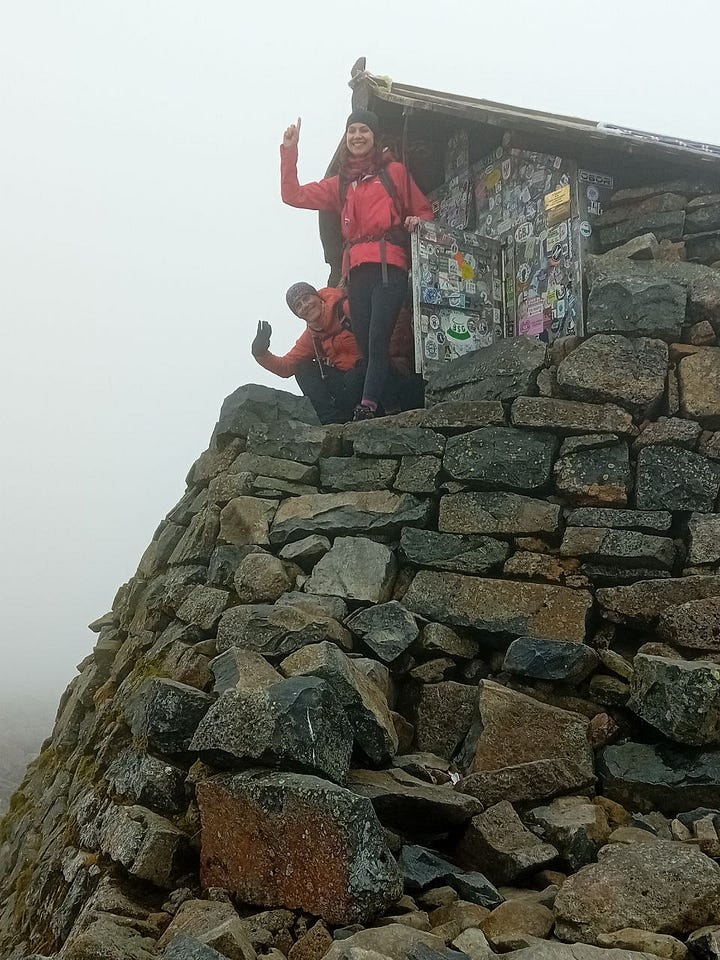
[3,190,720,958]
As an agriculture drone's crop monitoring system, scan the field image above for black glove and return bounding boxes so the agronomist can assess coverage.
[251,320,272,357]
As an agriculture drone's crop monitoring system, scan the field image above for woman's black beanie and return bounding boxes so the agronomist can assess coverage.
[346,109,380,137]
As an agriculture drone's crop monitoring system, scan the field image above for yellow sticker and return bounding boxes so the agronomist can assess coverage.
[486,168,501,189]
[544,185,571,226]
[461,262,475,280]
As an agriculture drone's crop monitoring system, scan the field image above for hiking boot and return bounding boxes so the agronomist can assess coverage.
[352,404,376,421]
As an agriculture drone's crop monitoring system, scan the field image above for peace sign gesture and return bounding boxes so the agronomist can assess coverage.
[283,117,302,149]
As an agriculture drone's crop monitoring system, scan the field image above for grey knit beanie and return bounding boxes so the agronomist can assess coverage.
[285,282,318,315]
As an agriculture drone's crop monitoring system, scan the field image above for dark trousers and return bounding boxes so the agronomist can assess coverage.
[295,360,365,425]
[348,262,408,408]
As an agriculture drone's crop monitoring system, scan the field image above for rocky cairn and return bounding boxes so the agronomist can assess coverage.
[3,215,720,959]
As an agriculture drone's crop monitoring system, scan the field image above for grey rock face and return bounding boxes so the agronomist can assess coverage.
[598,740,720,813]
[278,534,331,570]
[554,840,720,943]
[346,602,419,664]
[270,491,431,543]
[413,681,478,760]
[403,570,592,643]
[99,803,186,887]
[586,277,686,339]
[190,676,353,782]
[233,553,293,604]
[61,917,157,960]
[213,384,318,447]
[566,508,672,534]
[219,497,278,547]
[629,654,720,745]
[352,426,445,458]
[460,681,594,806]
[553,438,631,507]
[526,796,610,872]
[438,492,562,536]
[556,335,668,413]
[198,770,402,924]
[216,603,350,660]
[306,537,397,603]
[400,528,510,576]
[230,451,319,485]
[444,428,558,493]
[209,647,282,694]
[633,416,702,451]
[398,844,503,909]
[678,347,720,429]
[456,801,558,884]
[502,637,599,685]
[176,585,229,631]
[426,337,546,402]
[598,208,686,250]
[658,597,720,650]
[636,446,720,512]
[280,641,398,765]
[163,935,229,959]
[246,420,340,464]
[105,749,187,813]
[394,455,442,494]
[597,575,720,627]
[319,457,398,492]
[560,527,675,570]
[126,679,213,754]
[689,513,720,565]
[347,767,481,832]
[510,396,634,436]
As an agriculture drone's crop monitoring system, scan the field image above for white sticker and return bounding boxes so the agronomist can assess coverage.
[579,220,592,238]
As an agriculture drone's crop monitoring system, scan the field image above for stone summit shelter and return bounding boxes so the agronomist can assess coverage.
[2,61,720,960]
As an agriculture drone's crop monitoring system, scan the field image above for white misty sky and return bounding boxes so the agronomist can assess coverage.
[1,0,719,713]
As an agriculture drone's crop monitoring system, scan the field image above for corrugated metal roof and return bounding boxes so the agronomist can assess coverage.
[360,71,720,171]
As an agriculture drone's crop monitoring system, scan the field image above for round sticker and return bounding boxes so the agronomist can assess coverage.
[586,185,600,202]
[579,220,592,238]
[429,315,440,330]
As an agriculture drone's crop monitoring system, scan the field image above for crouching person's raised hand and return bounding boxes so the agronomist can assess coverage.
[251,320,272,357]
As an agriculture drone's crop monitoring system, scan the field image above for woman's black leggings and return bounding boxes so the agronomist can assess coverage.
[347,262,408,408]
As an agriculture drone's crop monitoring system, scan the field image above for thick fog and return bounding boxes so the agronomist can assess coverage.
[1,0,719,721]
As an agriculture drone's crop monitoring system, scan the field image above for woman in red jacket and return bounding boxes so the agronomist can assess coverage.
[281,109,433,420]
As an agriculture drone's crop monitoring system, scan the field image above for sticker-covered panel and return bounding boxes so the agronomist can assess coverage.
[411,221,502,374]
[474,146,582,342]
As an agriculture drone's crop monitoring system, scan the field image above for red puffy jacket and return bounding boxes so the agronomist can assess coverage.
[281,144,433,274]
[255,287,415,378]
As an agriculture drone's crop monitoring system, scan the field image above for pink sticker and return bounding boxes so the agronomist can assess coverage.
[518,309,544,338]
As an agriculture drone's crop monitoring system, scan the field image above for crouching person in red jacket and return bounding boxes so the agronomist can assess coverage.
[252,282,366,424]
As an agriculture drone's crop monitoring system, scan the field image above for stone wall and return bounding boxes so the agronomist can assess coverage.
[2,207,720,958]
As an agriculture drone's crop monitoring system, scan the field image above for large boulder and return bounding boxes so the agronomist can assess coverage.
[459,681,594,806]
[438,492,562,536]
[628,655,720,746]
[553,436,631,507]
[426,338,547,403]
[216,603,350,660]
[443,428,558,493]
[246,421,340,464]
[658,597,720,650]
[400,527,510,576]
[456,801,558,884]
[305,537,397,604]
[190,677,353,782]
[597,575,720,628]
[346,601,419,664]
[213,384,319,447]
[347,767,482,832]
[678,348,720,428]
[280,641,398,765]
[598,740,720,813]
[526,796,611,872]
[403,571,592,643]
[197,770,402,924]
[126,679,213,754]
[502,637,599,685]
[270,491,431,543]
[413,681,478,759]
[635,446,720,512]
[553,840,720,943]
[586,277,686,340]
[510,397,634,436]
[556,335,668,414]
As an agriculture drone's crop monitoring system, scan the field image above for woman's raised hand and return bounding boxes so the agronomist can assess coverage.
[282,118,302,149]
